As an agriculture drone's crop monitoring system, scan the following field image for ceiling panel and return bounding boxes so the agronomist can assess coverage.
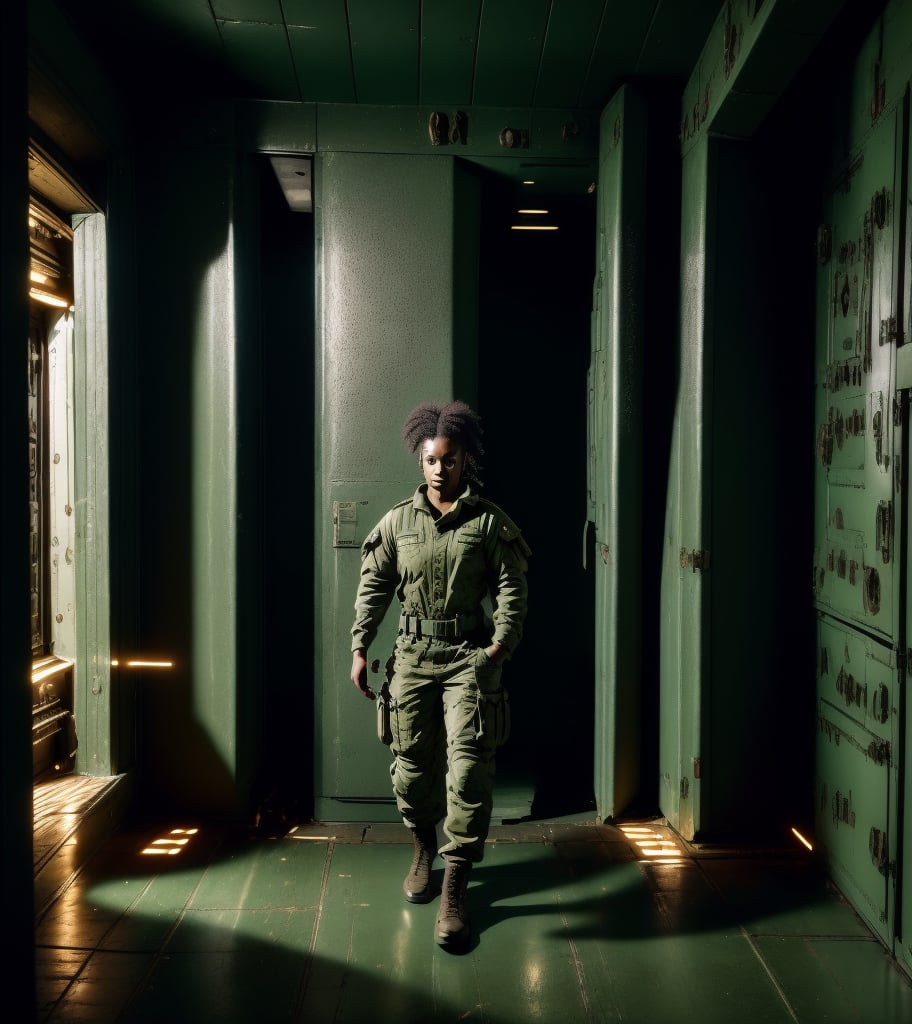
[535,0,605,107]
[348,0,420,104]
[211,0,285,22]
[473,0,552,108]
[577,0,658,107]
[635,0,724,77]
[54,0,724,111]
[419,0,482,108]
[286,0,356,104]
[220,22,298,101]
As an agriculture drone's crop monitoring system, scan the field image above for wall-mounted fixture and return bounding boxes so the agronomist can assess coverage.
[449,110,468,145]
[428,111,469,146]
[428,111,449,145]
[499,127,529,149]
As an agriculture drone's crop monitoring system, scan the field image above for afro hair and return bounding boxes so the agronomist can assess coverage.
[401,400,485,486]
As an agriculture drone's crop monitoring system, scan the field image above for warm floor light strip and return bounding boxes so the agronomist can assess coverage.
[510,225,559,231]
[111,659,174,668]
[140,827,199,856]
[791,826,814,851]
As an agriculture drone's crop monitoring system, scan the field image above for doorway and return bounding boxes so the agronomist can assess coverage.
[477,173,597,819]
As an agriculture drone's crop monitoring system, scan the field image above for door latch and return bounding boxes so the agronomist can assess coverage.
[680,548,711,572]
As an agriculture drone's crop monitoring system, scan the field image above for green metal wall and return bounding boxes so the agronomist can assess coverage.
[313,152,480,821]
[659,0,848,841]
[128,109,260,820]
[811,0,912,965]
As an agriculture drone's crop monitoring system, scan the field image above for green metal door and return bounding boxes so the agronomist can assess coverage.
[589,85,647,822]
[659,135,713,840]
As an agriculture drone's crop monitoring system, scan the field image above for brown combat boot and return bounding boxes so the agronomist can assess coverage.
[403,827,438,904]
[435,858,472,950]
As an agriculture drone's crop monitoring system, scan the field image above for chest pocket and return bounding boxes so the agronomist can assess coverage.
[456,529,485,568]
[456,530,484,550]
[395,531,423,573]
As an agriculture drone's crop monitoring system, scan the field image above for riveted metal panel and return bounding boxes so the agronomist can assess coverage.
[818,615,899,746]
[816,614,898,947]
[813,106,902,643]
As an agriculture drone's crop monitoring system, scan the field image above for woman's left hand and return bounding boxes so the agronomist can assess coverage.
[485,642,507,666]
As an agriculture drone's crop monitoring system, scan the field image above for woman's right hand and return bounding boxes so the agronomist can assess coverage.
[351,649,376,700]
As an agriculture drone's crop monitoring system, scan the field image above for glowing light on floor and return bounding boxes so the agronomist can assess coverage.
[141,827,199,856]
[791,827,814,851]
[620,824,686,865]
[286,826,336,841]
[111,658,174,668]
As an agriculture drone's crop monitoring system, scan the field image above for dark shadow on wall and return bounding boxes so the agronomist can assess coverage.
[251,157,316,826]
[476,176,598,819]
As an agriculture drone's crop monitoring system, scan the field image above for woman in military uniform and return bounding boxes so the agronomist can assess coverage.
[350,399,530,951]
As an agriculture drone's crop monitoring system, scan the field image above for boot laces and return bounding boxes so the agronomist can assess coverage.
[442,863,468,915]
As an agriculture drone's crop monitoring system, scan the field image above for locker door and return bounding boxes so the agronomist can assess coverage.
[813,89,908,951]
[815,613,900,946]
[813,106,903,644]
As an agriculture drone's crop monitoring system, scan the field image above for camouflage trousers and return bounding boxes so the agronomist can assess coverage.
[387,636,509,864]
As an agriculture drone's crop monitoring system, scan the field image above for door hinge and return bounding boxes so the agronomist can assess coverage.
[875,500,892,563]
[879,316,899,346]
[680,548,711,572]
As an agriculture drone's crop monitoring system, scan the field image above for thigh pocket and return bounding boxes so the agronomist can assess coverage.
[475,687,511,747]
[472,649,509,746]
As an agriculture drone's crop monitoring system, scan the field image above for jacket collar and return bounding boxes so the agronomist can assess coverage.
[412,483,479,521]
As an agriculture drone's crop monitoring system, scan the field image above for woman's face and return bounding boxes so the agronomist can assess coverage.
[420,436,466,504]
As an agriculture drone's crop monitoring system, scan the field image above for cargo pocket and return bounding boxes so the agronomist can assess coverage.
[476,687,511,747]
[472,647,509,746]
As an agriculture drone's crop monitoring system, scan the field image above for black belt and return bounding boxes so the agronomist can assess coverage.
[399,612,479,639]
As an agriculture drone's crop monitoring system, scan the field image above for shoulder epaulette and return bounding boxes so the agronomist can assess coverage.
[477,499,532,557]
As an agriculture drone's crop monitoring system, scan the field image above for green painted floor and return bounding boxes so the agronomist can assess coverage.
[33,811,912,1023]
